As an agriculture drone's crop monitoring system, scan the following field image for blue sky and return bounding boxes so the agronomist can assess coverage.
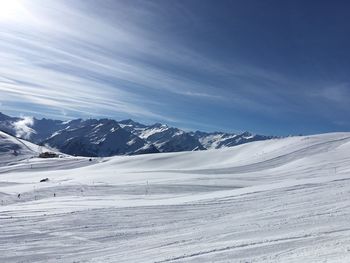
[0,0,349,135]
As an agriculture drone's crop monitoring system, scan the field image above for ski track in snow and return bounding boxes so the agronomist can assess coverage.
[1,132,350,262]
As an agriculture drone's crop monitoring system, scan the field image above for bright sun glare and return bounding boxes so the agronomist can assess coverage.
[0,0,25,21]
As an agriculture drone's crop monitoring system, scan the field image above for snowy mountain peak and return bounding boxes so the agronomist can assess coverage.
[119,119,146,128]
[0,114,274,157]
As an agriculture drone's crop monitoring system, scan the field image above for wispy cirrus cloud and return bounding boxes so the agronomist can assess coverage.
[0,0,229,122]
[0,0,349,134]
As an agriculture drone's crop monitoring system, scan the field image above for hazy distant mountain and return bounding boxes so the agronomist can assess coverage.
[190,131,275,149]
[0,112,274,157]
[0,112,20,135]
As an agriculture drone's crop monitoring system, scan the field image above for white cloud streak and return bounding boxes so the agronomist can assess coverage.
[0,0,346,127]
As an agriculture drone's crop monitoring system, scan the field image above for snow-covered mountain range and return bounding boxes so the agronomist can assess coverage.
[0,112,274,157]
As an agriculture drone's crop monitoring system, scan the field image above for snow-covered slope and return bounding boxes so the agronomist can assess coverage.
[1,132,350,262]
[0,131,46,165]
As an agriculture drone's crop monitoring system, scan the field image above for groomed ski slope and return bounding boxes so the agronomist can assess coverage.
[1,132,350,262]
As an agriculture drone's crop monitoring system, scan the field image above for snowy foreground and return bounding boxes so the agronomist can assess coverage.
[1,132,350,262]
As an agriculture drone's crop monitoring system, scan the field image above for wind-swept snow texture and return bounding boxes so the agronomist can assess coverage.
[1,132,350,262]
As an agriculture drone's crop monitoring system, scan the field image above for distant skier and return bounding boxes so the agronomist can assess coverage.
[17,194,21,199]
[54,193,56,197]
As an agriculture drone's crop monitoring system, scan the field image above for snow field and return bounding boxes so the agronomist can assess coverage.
[1,132,350,262]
